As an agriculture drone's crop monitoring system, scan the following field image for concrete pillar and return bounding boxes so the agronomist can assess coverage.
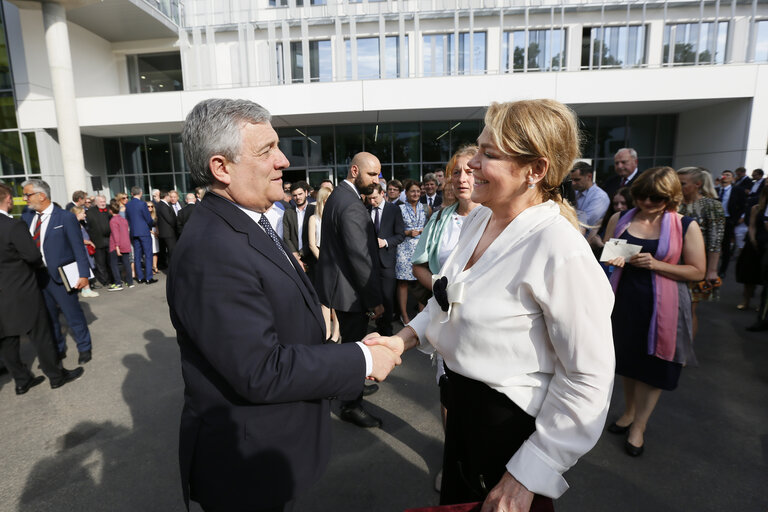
[41,2,87,197]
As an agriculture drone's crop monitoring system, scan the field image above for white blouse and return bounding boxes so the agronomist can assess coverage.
[408,201,615,499]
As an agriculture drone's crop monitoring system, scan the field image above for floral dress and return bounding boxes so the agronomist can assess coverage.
[396,201,428,280]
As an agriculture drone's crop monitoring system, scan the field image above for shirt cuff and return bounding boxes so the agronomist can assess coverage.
[408,309,434,355]
[506,440,569,499]
[356,342,373,377]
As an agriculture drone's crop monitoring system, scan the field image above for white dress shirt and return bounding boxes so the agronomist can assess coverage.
[751,178,764,195]
[263,204,284,239]
[408,201,615,498]
[28,203,54,266]
[296,204,307,251]
[721,185,732,217]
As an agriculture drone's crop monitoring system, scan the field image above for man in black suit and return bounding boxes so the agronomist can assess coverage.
[156,189,178,269]
[168,99,399,512]
[176,193,197,236]
[420,173,443,210]
[603,147,641,201]
[64,190,86,212]
[365,183,404,336]
[282,181,316,275]
[717,169,748,277]
[0,183,84,393]
[733,167,752,190]
[316,152,386,429]
[85,195,111,287]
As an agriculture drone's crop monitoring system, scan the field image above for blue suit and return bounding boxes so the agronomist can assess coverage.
[23,205,92,355]
[125,197,155,281]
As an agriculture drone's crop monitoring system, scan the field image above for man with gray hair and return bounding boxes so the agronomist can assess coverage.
[420,172,442,210]
[604,147,641,200]
[21,179,94,364]
[85,194,112,287]
[168,98,400,512]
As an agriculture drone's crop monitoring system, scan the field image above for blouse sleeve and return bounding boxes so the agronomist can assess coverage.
[706,199,725,253]
[506,247,616,498]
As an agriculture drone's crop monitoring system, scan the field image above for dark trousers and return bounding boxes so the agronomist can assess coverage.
[439,366,554,511]
[336,309,369,409]
[40,274,92,355]
[375,272,396,336]
[132,235,153,281]
[720,219,736,276]
[197,499,294,512]
[109,251,133,286]
[0,308,63,386]
[160,236,177,269]
[93,246,112,285]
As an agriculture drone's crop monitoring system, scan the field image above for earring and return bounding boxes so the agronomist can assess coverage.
[527,178,535,189]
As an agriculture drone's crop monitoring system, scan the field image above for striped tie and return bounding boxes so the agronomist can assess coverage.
[33,213,42,248]
[258,214,288,258]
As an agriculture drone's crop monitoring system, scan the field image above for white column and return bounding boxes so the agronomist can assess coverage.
[41,2,87,197]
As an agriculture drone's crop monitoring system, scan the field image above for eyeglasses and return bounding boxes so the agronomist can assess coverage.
[637,194,669,203]
[22,192,40,199]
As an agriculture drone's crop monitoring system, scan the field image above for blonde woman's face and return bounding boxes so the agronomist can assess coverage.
[468,128,529,208]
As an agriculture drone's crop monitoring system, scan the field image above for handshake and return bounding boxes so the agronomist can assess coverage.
[363,332,406,382]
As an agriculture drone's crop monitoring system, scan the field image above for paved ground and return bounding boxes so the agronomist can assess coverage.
[0,272,766,511]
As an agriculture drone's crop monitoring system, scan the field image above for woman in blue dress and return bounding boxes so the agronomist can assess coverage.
[396,180,429,323]
[603,167,706,457]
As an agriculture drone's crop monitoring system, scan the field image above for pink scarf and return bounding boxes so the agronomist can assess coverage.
[609,208,683,362]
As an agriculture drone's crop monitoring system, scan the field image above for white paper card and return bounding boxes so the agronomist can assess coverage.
[59,261,94,288]
[600,238,643,262]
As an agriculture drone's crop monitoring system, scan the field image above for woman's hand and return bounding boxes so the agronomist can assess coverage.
[481,472,534,512]
[116,248,122,256]
[628,252,657,270]
[706,269,719,282]
[363,332,405,357]
[606,256,625,268]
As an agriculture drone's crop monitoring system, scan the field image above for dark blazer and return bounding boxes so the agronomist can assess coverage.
[603,171,640,202]
[315,182,382,313]
[167,192,365,511]
[176,203,196,235]
[23,206,90,283]
[735,175,753,190]
[420,192,443,210]
[282,203,316,260]
[720,185,748,221]
[0,215,46,337]
[371,201,405,273]
[125,197,154,238]
[156,200,178,239]
[85,208,111,249]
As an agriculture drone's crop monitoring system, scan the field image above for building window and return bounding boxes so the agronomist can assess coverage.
[581,25,647,69]
[290,40,332,83]
[423,32,486,76]
[663,22,728,66]
[127,52,183,93]
[754,20,768,62]
[346,36,408,80]
[503,29,566,72]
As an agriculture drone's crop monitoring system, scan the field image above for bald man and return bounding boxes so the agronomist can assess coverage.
[316,152,385,428]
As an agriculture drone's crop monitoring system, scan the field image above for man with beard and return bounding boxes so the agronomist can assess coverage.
[282,181,316,275]
[316,152,386,428]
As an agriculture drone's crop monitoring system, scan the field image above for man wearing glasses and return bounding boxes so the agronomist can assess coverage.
[125,186,156,284]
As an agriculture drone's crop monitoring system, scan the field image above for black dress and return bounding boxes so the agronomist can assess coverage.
[735,205,767,285]
[611,216,693,391]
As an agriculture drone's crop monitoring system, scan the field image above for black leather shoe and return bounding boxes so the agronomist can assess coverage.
[78,350,92,364]
[136,279,146,284]
[15,375,45,395]
[145,278,158,284]
[362,383,379,397]
[625,439,644,457]
[607,421,632,434]
[50,367,84,389]
[339,406,382,428]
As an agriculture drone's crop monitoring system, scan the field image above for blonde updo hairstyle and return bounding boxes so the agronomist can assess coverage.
[483,100,580,228]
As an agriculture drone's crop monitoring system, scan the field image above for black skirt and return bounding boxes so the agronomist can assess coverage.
[440,366,554,511]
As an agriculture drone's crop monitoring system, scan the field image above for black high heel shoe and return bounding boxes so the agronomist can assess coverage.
[625,439,644,457]
[606,421,632,434]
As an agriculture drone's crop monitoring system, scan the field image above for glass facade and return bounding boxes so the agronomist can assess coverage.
[581,25,647,69]
[755,20,768,62]
[663,22,728,66]
[345,36,407,80]
[291,40,332,83]
[423,32,486,76]
[127,52,183,93]
[503,29,566,72]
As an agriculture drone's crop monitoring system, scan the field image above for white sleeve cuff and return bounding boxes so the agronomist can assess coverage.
[506,440,569,499]
[407,307,435,355]
[356,342,373,377]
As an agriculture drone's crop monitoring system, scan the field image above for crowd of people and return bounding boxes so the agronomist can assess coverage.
[1,95,766,512]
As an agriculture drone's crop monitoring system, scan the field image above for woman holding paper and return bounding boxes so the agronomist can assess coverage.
[603,167,705,456]
[365,100,616,512]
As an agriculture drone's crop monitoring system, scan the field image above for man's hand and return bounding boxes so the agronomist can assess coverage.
[363,332,405,357]
[116,248,122,256]
[377,238,387,249]
[292,252,307,272]
[369,304,385,320]
[367,344,402,381]
[74,277,89,290]
[481,472,534,512]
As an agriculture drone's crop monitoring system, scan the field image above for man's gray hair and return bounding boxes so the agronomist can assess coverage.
[182,98,272,187]
[22,179,51,199]
[615,147,638,160]
[131,186,143,196]
[423,172,438,184]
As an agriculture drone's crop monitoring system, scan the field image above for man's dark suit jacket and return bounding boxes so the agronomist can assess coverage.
[721,185,748,221]
[167,192,365,511]
[372,201,405,277]
[602,171,640,202]
[125,197,154,238]
[419,192,443,210]
[315,182,382,312]
[283,203,316,261]
[176,203,196,235]
[0,215,45,337]
[85,208,111,249]
[22,206,90,283]
[157,200,178,239]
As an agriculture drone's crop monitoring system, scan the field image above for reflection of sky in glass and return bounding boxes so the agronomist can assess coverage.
[757,21,768,62]
[316,40,332,81]
[509,29,564,71]
[664,22,728,64]
[423,34,450,76]
[357,38,380,79]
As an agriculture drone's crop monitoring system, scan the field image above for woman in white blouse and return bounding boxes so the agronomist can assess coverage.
[365,99,615,512]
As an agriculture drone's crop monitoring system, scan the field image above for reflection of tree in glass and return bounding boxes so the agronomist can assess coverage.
[663,43,697,64]
[551,53,565,70]
[512,43,542,70]
[592,40,622,68]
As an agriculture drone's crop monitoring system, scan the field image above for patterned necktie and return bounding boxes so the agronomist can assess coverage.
[374,206,380,234]
[258,214,288,258]
[33,213,42,248]
[428,197,433,208]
